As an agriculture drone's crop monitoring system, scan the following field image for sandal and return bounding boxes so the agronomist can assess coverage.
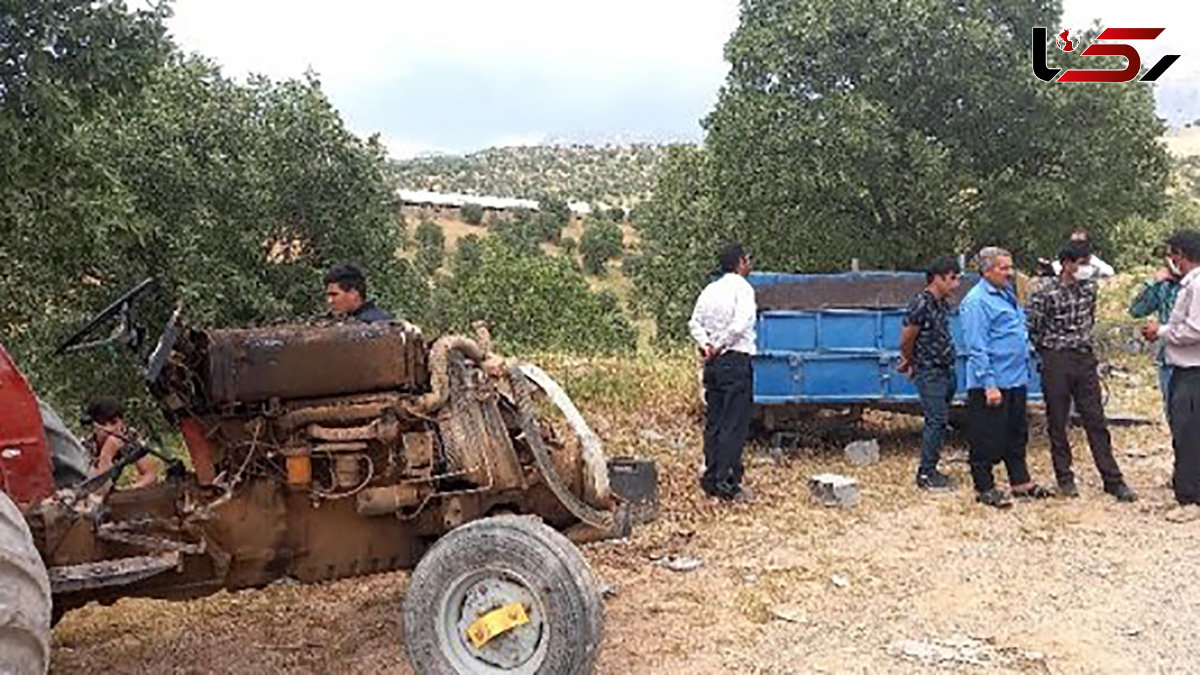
[1012,483,1053,500]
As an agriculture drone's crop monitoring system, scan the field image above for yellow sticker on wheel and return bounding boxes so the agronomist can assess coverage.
[466,603,530,649]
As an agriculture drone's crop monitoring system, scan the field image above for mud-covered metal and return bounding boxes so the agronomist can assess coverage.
[753,272,975,311]
[202,323,426,406]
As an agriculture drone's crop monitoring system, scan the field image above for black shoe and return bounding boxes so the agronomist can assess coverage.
[1012,484,1054,500]
[917,471,955,492]
[976,488,1013,509]
[1057,481,1080,499]
[1105,483,1138,503]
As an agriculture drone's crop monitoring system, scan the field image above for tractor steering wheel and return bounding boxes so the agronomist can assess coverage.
[54,278,156,356]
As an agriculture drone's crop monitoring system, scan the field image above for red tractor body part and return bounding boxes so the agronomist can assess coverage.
[0,343,55,508]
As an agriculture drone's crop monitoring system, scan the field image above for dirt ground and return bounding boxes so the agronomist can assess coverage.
[51,387,1199,674]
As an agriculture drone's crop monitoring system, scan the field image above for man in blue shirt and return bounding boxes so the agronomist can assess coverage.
[961,247,1052,508]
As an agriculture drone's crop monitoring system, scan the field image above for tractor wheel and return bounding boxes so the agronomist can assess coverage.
[403,515,603,675]
[0,491,51,675]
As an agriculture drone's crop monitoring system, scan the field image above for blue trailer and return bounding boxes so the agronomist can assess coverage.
[749,271,1042,425]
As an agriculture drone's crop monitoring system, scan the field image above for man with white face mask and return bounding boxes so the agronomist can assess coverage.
[1050,228,1115,280]
[1131,249,1183,419]
[1029,242,1135,502]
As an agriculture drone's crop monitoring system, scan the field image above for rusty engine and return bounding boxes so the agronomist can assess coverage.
[36,319,623,611]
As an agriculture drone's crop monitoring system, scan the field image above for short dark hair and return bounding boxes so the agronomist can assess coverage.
[86,398,124,425]
[719,243,745,274]
[925,256,961,283]
[1166,230,1200,262]
[324,264,367,298]
[1059,241,1090,263]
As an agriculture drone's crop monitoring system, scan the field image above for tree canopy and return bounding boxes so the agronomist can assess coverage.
[634,0,1172,341]
[1,2,419,416]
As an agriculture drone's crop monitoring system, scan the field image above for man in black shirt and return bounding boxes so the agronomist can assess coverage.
[324,264,394,323]
[899,257,962,491]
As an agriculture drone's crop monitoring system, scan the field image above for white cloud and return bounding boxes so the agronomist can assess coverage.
[162,0,1198,153]
[167,0,738,85]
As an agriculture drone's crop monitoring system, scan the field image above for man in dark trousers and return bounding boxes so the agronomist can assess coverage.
[898,257,962,491]
[961,247,1052,508]
[1142,230,1200,522]
[1028,242,1136,502]
[324,264,395,323]
[688,243,756,502]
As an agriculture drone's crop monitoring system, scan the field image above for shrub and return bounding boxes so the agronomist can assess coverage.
[435,237,634,353]
[460,202,484,225]
[415,219,445,273]
[580,219,624,274]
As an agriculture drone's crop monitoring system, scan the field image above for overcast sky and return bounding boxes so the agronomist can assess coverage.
[164,0,1199,159]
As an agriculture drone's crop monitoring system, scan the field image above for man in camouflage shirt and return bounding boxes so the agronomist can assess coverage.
[900,257,962,491]
[1028,242,1135,502]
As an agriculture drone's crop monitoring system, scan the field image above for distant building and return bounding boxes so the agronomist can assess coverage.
[397,189,539,223]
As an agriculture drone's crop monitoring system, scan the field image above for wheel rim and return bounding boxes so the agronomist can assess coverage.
[436,567,548,674]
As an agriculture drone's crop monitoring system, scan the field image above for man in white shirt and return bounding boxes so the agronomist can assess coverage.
[688,243,757,502]
[1142,230,1200,518]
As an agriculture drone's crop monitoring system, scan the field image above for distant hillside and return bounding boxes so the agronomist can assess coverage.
[390,143,678,207]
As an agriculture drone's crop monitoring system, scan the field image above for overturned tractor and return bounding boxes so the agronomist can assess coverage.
[1,280,650,674]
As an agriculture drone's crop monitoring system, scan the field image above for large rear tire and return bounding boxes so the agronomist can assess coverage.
[403,515,603,675]
[0,491,51,675]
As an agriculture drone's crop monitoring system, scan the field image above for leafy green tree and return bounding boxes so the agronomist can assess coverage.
[435,237,634,353]
[454,233,483,273]
[538,195,572,229]
[493,216,542,257]
[460,202,485,225]
[416,219,446,273]
[580,218,625,274]
[2,19,420,419]
[531,211,564,243]
[606,206,627,222]
[635,0,1171,342]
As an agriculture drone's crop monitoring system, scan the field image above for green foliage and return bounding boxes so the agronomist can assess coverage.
[606,206,627,222]
[559,236,578,256]
[580,219,625,275]
[435,238,634,353]
[0,4,421,425]
[492,214,542,256]
[635,0,1172,342]
[391,144,674,206]
[538,195,572,228]
[630,146,727,342]
[531,211,564,244]
[415,219,446,273]
[454,234,483,272]
[460,202,485,225]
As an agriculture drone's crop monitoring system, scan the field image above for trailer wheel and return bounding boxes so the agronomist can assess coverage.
[403,515,603,675]
[0,491,51,675]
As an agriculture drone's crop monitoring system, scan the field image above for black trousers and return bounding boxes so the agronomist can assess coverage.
[1170,367,1200,505]
[967,386,1032,492]
[1041,349,1124,488]
[701,351,753,496]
